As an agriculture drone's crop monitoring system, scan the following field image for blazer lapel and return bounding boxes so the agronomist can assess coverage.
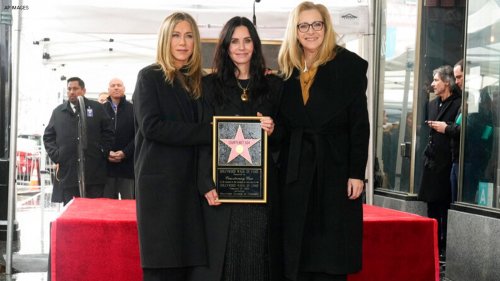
[286,70,312,122]
[171,82,193,121]
[196,99,203,123]
[306,62,353,125]
[64,101,77,116]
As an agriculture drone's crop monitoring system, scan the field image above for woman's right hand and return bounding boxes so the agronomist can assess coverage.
[257,112,275,136]
[205,189,222,206]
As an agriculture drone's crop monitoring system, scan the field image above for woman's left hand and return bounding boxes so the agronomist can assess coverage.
[205,189,222,206]
[347,178,364,200]
[257,112,274,136]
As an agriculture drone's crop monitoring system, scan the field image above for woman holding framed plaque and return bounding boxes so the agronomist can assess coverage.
[133,12,211,281]
[277,2,369,281]
[192,16,283,281]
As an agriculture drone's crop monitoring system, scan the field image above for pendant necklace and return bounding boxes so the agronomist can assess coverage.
[236,79,250,102]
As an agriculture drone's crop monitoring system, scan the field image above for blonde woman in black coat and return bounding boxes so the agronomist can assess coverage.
[133,12,211,281]
[277,2,369,281]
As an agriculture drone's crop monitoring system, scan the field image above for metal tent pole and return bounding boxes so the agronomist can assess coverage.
[5,0,23,275]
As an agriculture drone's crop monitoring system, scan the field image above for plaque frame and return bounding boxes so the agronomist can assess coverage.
[213,116,267,203]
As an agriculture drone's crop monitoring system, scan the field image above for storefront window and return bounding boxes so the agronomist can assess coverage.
[375,0,417,192]
[461,0,500,208]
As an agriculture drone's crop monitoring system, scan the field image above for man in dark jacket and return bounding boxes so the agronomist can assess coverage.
[43,77,114,205]
[427,60,463,203]
[420,65,461,261]
[102,78,135,199]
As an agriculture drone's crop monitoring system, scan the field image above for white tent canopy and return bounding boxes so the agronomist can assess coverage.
[20,0,369,68]
[22,0,369,36]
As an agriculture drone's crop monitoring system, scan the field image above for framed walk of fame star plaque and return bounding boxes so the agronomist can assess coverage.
[213,116,267,203]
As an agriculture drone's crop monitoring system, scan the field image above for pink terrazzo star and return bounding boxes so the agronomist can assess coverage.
[220,125,261,164]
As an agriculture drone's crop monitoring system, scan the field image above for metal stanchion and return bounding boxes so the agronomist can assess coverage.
[77,96,87,198]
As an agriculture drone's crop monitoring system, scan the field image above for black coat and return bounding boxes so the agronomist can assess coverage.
[278,47,369,279]
[43,98,114,202]
[419,93,461,203]
[103,95,135,179]
[191,74,283,281]
[133,64,211,268]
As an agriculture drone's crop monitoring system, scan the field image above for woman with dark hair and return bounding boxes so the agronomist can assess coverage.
[133,12,211,281]
[191,16,282,281]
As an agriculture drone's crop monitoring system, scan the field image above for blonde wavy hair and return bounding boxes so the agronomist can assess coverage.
[156,12,203,98]
[278,1,337,80]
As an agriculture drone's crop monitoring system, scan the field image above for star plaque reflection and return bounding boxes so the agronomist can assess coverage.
[213,116,267,203]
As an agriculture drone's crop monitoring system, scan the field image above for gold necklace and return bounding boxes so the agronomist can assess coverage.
[236,79,250,102]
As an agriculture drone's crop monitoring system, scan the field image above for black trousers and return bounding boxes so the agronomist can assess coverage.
[62,184,105,205]
[292,272,347,281]
[427,201,450,255]
[143,268,189,281]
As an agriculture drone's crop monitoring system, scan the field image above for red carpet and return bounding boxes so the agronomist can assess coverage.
[51,198,438,281]
[349,205,439,281]
[50,198,141,281]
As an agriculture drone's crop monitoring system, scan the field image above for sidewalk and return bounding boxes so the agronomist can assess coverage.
[1,192,60,281]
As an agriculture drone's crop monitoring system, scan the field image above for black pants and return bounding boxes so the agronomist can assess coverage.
[293,272,347,281]
[62,184,105,205]
[143,268,189,281]
[427,201,450,255]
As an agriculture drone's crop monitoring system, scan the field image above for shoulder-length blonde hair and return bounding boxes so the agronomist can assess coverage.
[156,12,203,98]
[278,1,337,80]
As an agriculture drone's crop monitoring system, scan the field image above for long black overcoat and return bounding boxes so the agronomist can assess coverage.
[43,98,114,202]
[278,47,369,280]
[419,93,461,203]
[191,74,283,281]
[133,64,211,268]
